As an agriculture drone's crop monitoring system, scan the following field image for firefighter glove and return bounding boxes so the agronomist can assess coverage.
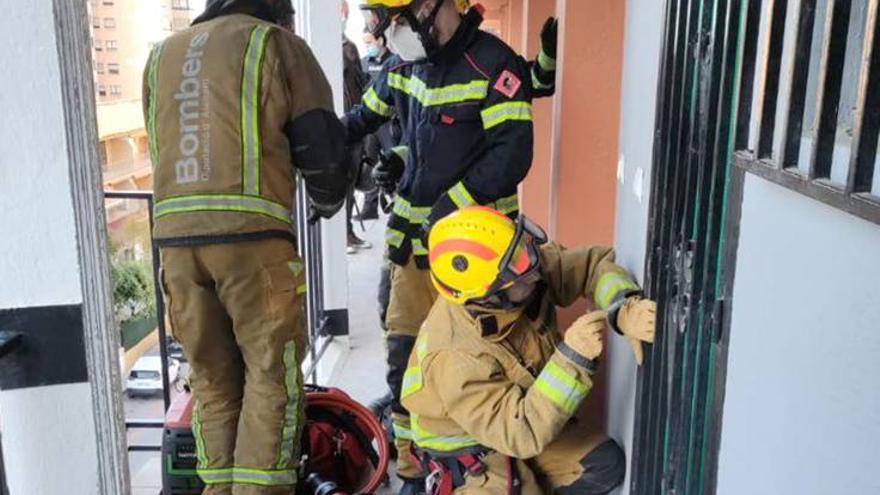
[373,147,406,193]
[540,17,558,60]
[617,296,656,366]
[563,310,606,360]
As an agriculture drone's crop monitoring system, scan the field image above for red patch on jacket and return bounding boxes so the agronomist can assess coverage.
[493,70,522,98]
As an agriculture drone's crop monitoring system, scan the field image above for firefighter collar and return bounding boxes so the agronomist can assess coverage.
[427,7,483,65]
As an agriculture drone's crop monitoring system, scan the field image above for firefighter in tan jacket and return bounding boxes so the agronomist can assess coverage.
[401,207,656,495]
[144,1,349,493]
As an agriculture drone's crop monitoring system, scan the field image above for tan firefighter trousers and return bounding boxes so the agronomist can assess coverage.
[385,255,439,480]
[161,238,307,495]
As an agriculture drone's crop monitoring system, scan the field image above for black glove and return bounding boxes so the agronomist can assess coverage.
[373,147,405,193]
[540,17,558,60]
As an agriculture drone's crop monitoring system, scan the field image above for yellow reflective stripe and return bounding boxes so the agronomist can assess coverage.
[287,261,303,277]
[386,228,406,248]
[233,467,297,486]
[146,42,164,167]
[192,400,209,468]
[415,336,428,360]
[391,145,409,160]
[275,341,302,469]
[481,101,533,130]
[538,49,557,72]
[392,421,413,440]
[363,86,393,117]
[594,272,640,309]
[288,261,307,294]
[491,193,519,214]
[388,73,489,106]
[411,414,479,452]
[531,66,553,90]
[197,467,234,485]
[534,360,589,415]
[154,194,292,224]
[392,197,431,224]
[412,238,429,256]
[401,366,422,398]
[241,25,272,195]
[448,182,476,208]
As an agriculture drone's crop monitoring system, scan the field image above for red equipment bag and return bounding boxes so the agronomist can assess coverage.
[163,385,389,495]
[301,385,389,494]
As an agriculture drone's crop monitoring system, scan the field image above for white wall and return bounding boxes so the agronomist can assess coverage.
[607,1,666,494]
[0,0,83,310]
[717,174,880,495]
[0,1,109,493]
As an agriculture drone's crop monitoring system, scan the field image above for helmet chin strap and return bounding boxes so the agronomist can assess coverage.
[402,0,447,57]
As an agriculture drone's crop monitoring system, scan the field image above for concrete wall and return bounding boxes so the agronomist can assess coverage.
[606,1,666,493]
[716,174,880,495]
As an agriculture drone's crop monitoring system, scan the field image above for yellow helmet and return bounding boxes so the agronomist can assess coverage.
[361,0,469,11]
[428,206,547,306]
[360,0,414,8]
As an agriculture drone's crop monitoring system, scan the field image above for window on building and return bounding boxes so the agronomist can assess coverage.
[96,63,105,75]
[735,0,880,225]
[92,16,100,28]
[98,85,107,97]
[171,0,190,9]
[106,40,118,52]
[103,0,114,5]
[104,17,116,29]
[110,85,122,96]
[93,39,102,51]
[107,63,119,75]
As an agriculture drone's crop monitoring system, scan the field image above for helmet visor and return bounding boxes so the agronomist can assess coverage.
[487,215,547,296]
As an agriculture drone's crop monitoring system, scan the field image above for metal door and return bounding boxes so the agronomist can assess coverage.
[630,1,752,493]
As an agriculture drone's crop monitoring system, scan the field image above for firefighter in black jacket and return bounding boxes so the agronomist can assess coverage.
[344,1,557,491]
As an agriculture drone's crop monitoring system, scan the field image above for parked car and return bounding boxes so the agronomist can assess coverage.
[166,337,187,363]
[126,356,179,397]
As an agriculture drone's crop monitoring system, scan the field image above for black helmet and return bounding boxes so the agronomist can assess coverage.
[193,0,294,27]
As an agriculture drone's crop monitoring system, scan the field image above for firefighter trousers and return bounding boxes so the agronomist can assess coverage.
[385,255,438,480]
[160,238,308,495]
[452,423,624,494]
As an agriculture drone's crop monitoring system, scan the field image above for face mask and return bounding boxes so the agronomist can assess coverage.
[386,22,427,62]
[366,45,381,58]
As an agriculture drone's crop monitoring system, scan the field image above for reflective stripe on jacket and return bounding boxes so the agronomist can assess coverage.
[401,242,639,458]
[144,14,333,244]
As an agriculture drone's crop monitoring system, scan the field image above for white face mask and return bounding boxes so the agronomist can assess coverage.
[386,22,427,62]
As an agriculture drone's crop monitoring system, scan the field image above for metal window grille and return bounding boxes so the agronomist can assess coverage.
[631,0,750,493]
[735,0,880,225]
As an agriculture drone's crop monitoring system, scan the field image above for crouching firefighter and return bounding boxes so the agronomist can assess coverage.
[144,1,349,493]
[400,207,657,495]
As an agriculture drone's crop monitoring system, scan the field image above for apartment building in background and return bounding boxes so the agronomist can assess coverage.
[88,0,196,231]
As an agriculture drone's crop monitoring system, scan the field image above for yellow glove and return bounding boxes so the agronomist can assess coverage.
[617,297,656,365]
[563,311,606,360]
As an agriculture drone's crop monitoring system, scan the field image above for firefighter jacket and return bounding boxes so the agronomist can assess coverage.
[344,9,535,269]
[400,242,641,460]
[145,14,348,246]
